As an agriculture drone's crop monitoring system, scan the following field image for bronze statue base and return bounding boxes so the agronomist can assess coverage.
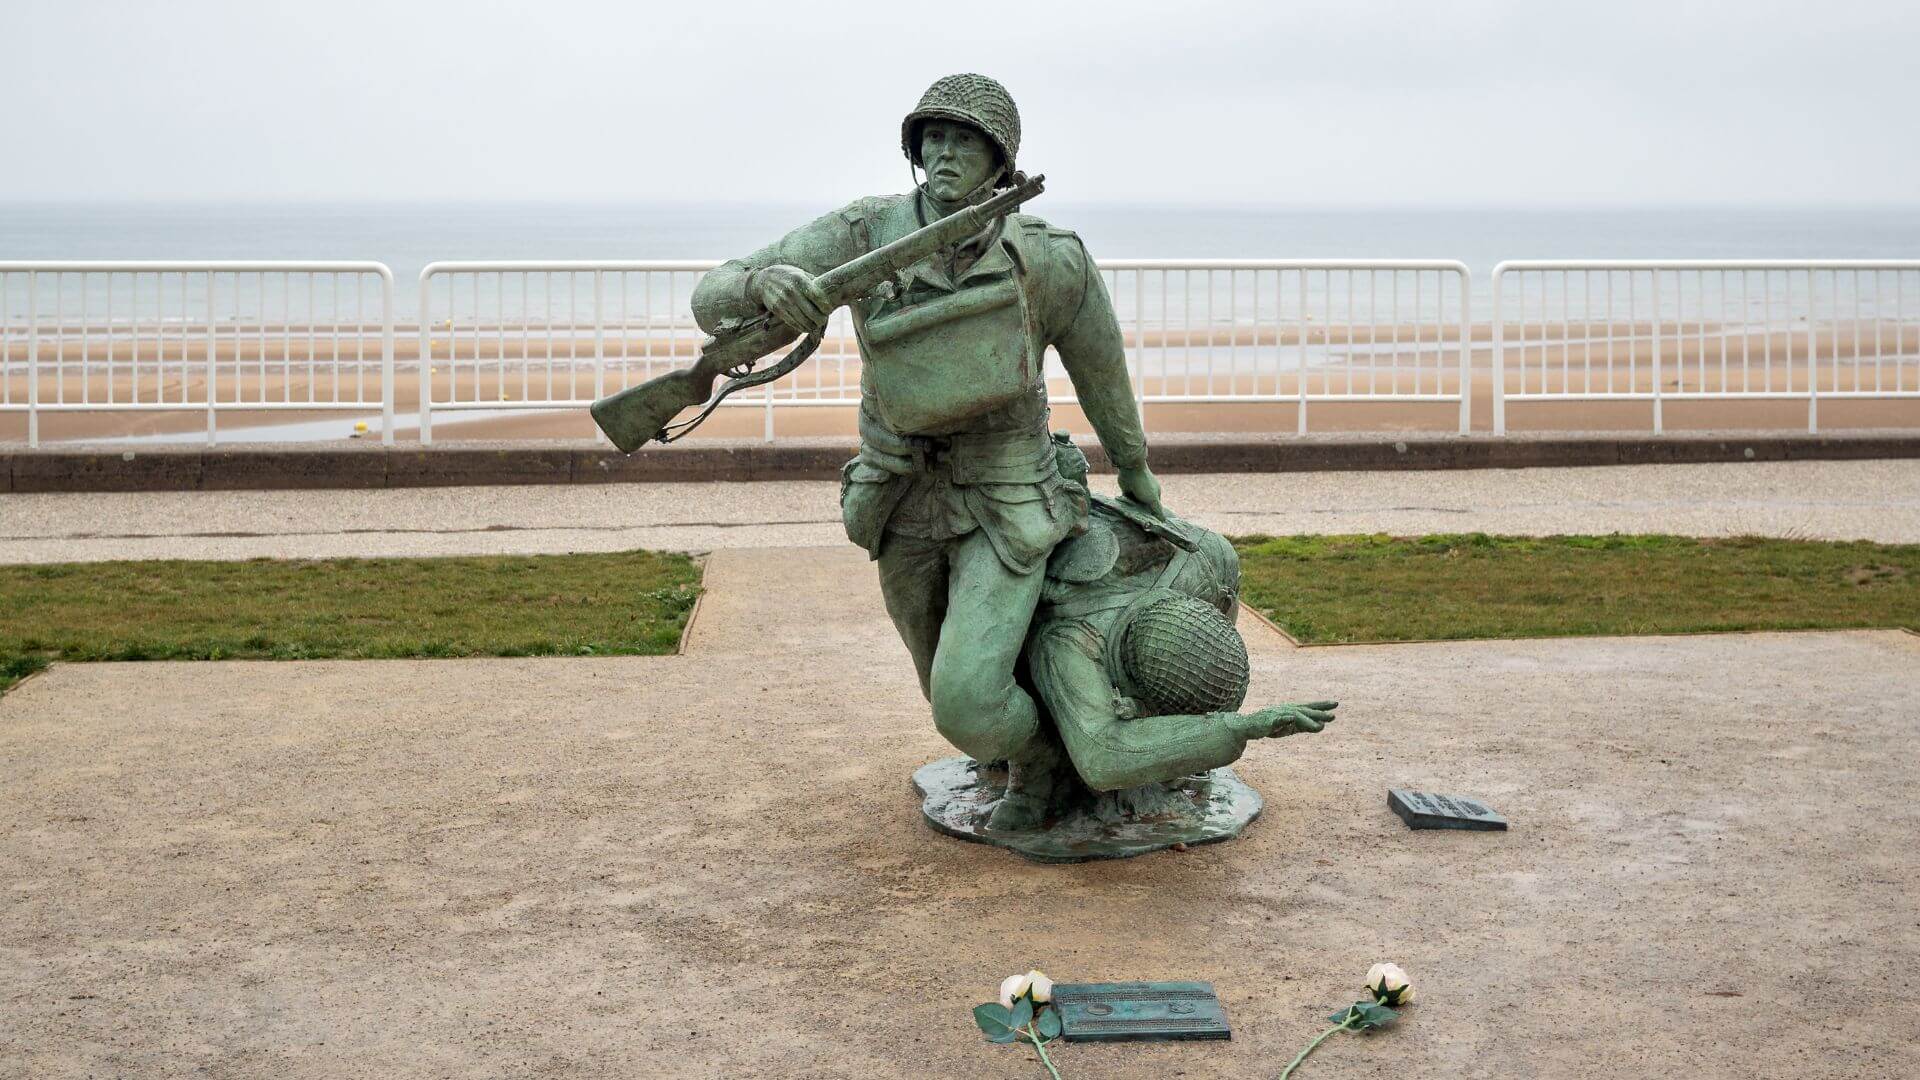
[912,756,1263,864]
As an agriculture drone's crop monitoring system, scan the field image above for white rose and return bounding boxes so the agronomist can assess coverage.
[998,969,1055,1008]
[998,973,1032,1009]
[1366,962,1414,1005]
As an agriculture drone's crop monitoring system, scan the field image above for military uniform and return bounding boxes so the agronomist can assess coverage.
[688,79,1149,768]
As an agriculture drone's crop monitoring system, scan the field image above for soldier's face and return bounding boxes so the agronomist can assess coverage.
[918,120,1000,203]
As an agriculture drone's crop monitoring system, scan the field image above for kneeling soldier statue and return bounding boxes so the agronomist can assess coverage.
[598,73,1339,857]
[690,74,1166,831]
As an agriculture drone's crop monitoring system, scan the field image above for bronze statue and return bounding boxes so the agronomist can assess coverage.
[592,74,1338,857]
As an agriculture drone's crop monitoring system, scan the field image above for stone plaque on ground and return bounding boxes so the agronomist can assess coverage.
[1389,788,1508,831]
[1052,981,1230,1042]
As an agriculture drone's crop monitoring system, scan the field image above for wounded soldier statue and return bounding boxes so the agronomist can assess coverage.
[591,73,1338,860]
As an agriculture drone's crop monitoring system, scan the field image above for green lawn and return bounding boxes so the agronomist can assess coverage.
[3,536,1915,698]
[1234,533,1920,644]
[0,550,701,695]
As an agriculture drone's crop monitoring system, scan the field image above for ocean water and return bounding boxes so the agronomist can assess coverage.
[5,201,1919,322]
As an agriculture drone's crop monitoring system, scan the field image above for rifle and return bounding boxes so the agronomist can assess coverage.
[590,171,1047,452]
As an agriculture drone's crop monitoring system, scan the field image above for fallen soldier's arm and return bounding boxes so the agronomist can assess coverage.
[1026,621,1335,793]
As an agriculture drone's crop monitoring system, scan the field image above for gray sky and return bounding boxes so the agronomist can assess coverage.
[7,0,1917,205]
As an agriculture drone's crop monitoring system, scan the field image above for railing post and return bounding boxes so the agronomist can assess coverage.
[1808,268,1820,434]
[593,269,608,446]
[1457,268,1472,434]
[1651,269,1663,435]
[206,272,217,446]
[26,270,38,449]
[1134,268,1147,436]
[380,269,395,446]
[1296,269,1308,435]
[1491,266,1505,436]
[418,270,434,445]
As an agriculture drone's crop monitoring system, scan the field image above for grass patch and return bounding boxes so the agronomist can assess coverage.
[1234,533,1920,644]
[0,550,701,695]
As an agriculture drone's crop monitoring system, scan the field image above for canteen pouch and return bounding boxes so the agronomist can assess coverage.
[855,265,1039,436]
[840,456,908,558]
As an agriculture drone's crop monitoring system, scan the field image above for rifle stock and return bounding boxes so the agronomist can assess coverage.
[590,172,1046,452]
[590,318,798,453]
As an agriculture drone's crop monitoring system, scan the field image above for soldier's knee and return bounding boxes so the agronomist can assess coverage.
[929,658,1033,761]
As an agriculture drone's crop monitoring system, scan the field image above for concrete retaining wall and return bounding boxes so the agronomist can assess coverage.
[4,433,1918,492]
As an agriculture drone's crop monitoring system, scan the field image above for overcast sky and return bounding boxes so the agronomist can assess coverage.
[8,0,1917,206]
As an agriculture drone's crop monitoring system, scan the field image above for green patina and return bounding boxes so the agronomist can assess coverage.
[594,75,1331,853]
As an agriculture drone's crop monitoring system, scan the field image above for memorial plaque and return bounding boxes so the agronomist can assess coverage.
[1389,788,1508,831]
[1052,981,1230,1042]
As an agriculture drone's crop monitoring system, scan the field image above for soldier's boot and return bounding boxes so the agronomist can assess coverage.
[986,738,1067,832]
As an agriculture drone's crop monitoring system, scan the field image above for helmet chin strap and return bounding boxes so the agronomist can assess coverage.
[909,159,1006,214]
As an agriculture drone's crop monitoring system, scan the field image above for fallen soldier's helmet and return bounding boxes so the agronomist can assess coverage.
[1114,589,1251,716]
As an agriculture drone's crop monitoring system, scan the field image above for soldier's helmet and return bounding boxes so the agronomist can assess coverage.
[901,73,1021,180]
[1114,589,1252,717]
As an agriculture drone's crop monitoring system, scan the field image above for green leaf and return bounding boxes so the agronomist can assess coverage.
[1036,1007,1063,1040]
[1328,1004,1362,1025]
[974,1002,1017,1043]
[1350,1002,1399,1031]
[1009,996,1034,1032]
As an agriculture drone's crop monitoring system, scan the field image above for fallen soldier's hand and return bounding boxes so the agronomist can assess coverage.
[1236,701,1339,739]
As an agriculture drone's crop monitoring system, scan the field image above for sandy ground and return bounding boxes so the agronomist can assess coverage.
[1,460,1916,565]
[2,544,1917,1078]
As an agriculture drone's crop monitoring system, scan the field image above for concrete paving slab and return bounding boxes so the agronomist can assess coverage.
[2,546,1916,1077]
[1,458,1917,565]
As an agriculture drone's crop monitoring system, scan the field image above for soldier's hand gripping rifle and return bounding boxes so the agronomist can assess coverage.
[590,172,1046,453]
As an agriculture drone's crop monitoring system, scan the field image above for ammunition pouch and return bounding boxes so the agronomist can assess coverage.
[854,261,1039,436]
[841,411,1086,574]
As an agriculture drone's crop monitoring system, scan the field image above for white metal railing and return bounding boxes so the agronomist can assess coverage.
[416,260,864,445]
[1100,260,1472,434]
[12,256,1920,447]
[1,261,395,447]
[1492,260,1920,434]
[417,258,1474,442]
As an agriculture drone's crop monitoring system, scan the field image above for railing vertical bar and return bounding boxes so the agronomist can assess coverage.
[1807,269,1819,433]
[79,272,91,406]
[379,269,394,444]
[1455,269,1470,433]
[1558,268,1570,396]
[355,274,365,408]
[1651,270,1663,434]
[205,270,218,445]
[1412,270,1423,396]
[594,269,607,444]
[26,271,38,447]
[305,273,315,404]
[1694,269,1706,396]
[1744,269,1756,393]
[1873,269,1884,393]
[1852,269,1863,393]
[1491,266,1505,435]
[1297,270,1308,434]
[1133,268,1146,421]
[53,273,65,407]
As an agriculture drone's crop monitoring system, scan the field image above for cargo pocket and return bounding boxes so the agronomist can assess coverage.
[964,476,1082,575]
[840,458,902,557]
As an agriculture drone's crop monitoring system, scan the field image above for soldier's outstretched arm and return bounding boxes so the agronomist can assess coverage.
[1231,702,1340,739]
[1042,233,1162,516]
[689,201,874,334]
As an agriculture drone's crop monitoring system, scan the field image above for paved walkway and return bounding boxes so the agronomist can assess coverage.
[1,459,1917,563]
[2,544,1916,1077]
